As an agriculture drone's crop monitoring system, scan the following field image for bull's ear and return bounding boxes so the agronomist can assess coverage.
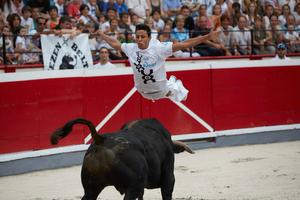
[173,140,195,154]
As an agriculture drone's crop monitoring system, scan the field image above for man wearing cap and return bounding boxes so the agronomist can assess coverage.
[273,43,291,60]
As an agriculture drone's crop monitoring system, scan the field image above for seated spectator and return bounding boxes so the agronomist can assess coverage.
[0,25,19,64]
[217,0,230,15]
[171,15,189,42]
[2,0,24,19]
[100,7,118,32]
[266,14,284,49]
[101,0,117,14]
[127,0,150,23]
[115,0,128,15]
[149,0,166,18]
[103,18,123,59]
[93,47,117,69]
[244,2,259,29]
[253,16,275,54]
[118,12,131,33]
[230,2,242,27]
[284,25,300,52]
[262,4,274,29]
[27,0,51,13]
[158,24,173,42]
[278,4,291,28]
[86,0,100,21]
[129,13,140,32]
[151,10,165,32]
[145,17,159,39]
[233,15,252,55]
[7,13,22,35]
[192,15,225,56]
[294,3,300,26]
[217,14,234,55]
[15,26,40,64]
[67,0,82,19]
[272,42,291,60]
[180,5,195,31]
[200,0,217,16]
[210,4,222,30]
[55,0,66,16]
[20,5,34,32]
[79,4,98,25]
[46,6,60,30]
[162,0,181,20]
[197,4,212,29]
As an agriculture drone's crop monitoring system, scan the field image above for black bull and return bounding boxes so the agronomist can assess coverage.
[51,118,194,200]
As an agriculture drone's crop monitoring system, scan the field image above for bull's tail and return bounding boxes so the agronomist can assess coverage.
[173,140,195,154]
[51,118,104,145]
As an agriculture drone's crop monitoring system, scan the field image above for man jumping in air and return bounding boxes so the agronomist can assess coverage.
[97,24,220,102]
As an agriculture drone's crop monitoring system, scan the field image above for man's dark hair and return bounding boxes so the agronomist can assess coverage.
[135,24,151,37]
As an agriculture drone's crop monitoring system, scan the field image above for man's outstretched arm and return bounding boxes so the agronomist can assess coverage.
[97,31,122,51]
[172,30,220,52]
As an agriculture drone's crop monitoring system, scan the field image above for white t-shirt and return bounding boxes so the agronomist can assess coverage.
[92,62,117,69]
[121,38,173,93]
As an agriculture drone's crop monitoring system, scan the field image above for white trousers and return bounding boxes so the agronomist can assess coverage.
[139,77,189,102]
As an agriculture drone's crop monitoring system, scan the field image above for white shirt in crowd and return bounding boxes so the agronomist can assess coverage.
[233,26,251,50]
[93,62,117,69]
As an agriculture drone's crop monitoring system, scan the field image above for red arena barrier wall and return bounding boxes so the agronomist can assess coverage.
[0,59,300,154]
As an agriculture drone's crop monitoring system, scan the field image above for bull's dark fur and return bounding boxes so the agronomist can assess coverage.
[51,118,194,200]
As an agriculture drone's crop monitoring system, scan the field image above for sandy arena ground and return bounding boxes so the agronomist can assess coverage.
[0,141,300,200]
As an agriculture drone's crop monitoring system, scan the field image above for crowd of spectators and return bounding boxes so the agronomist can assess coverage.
[1,0,300,65]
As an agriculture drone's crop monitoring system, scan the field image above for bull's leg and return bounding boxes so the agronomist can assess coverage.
[123,186,144,200]
[81,186,104,200]
[160,159,175,200]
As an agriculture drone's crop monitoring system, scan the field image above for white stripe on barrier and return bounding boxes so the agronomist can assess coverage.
[1,59,299,83]
[84,87,137,144]
[1,123,300,162]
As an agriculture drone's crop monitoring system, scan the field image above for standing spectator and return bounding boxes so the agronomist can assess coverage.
[93,47,117,69]
[272,42,291,59]
[233,15,252,55]
[162,0,181,20]
[20,5,34,32]
[217,14,234,55]
[67,0,82,19]
[46,6,60,29]
[127,0,150,22]
[192,15,225,56]
[27,0,51,13]
[54,0,66,16]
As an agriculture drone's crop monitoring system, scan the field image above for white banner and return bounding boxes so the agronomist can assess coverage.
[41,34,93,70]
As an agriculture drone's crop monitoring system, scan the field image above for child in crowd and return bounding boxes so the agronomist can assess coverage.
[20,6,34,32]
[15,26,40,64]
